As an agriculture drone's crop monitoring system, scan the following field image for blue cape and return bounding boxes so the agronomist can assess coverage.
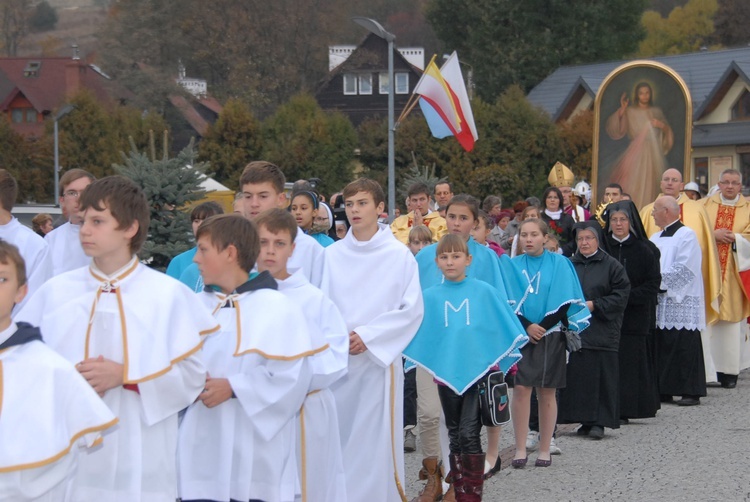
[512,250,590,334]
[403,277,528,395]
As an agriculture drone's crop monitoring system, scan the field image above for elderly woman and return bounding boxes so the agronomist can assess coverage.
[559,221,630,440]
[603,201,662,422]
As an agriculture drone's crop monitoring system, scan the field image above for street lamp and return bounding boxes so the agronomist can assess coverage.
[353,16,396,220]
[53,104,75,206]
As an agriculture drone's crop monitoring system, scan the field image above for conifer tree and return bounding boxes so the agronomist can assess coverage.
[115,134,206,271]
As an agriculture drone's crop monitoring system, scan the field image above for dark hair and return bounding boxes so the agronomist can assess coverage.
[512,200,529,213]
[434,181,452,193]
[342,178,385,207]
[196,214,260,272]
[542,187,563,210]
[633,82,653,106]
[191,201,224,221]
[605,183,623,194]
[59,168,95,196]
[446,194,480,221]
[240,161,285,194]
[482,195,502,213]
[519,217,549,236]
[0,169,18,211]
[79,176,150,254]
[477,210,495,230]
[0,239,26,287]
[254,208,298,243]
[291,190,319,210]
[436,233,469,255]
[408,182,431,198]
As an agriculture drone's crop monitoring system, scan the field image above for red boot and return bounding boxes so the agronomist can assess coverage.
[458,453,485,502]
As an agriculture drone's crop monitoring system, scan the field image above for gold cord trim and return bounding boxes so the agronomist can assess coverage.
[0,417,119,473]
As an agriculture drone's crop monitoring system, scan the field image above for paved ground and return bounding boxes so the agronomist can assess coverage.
[404,369,750,501]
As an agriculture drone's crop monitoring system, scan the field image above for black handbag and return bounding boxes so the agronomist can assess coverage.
[561,316,582,352]
[477,370,510,426]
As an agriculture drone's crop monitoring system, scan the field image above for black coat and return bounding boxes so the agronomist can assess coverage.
[605,234,661,335]
[570,250,631,351]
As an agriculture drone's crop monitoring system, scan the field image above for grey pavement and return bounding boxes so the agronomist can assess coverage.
[404,369,750,501]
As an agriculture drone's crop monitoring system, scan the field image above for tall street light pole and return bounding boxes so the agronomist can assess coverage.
[352,16,396,220]
[53,104,76,206]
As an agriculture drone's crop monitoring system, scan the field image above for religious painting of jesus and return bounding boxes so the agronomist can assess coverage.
[592,61,692,210]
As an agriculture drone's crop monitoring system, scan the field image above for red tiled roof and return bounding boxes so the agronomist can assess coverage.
[0,57,120,114]
[197,96,223,114]
[169,94,209,136]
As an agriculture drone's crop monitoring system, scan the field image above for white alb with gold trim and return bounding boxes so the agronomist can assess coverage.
[277,268,349,502]
[321,224,424,502]
[179,284,322,502]
[15,257,217,502]
[0,322,116,502]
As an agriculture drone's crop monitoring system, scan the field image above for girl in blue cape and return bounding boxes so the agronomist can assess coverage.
[404,234,528,501]
[414,194,526,483]
[510,218,590,469]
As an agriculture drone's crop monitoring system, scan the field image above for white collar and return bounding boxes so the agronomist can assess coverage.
[611,233,630,243]
[544,209,562,220]
[720,194,740,206]
[582,249,599,259]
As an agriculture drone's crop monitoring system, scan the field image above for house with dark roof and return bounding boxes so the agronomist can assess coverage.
[315,33,424,126]
[528,46,750,192]
[0,55,123,137]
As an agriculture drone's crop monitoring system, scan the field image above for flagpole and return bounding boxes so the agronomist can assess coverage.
[395,54,438,128]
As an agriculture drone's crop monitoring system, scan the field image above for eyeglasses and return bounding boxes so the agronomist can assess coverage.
[719,181,741,187]
[610,217,629,223]
[63,190,81,199]
[576,235,596,242]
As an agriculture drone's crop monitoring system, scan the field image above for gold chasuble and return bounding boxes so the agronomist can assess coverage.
[390,211,448,244]
[641,192,722,325]
[702,194,750,322]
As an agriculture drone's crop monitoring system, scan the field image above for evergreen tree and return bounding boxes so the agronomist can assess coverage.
[115,137,207,271]
[198,98,262,190]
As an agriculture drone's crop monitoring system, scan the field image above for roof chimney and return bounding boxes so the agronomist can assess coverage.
[66,60,84,97]
[71,44,80,60]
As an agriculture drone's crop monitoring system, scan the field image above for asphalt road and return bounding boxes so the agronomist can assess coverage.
[404,369,750,501]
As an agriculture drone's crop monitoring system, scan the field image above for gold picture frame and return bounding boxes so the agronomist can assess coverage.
[592,60,692,210]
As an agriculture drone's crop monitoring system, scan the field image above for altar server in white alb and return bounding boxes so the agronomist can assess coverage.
[44,169,95,277]
[255,209,349,501]
[178,214,322,502]
[321,178,424,502]
[0,240,117,502]
[0,169,50,312]
[16,176,218,502]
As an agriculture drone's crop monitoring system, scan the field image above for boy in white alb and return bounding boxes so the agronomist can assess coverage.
[16,176,217,502]
[0,240,116,502]
[255,209,349,501]
[0,169,50,312]
[178,214,322,502]
[321,179,424,502]
[44,169,95,277]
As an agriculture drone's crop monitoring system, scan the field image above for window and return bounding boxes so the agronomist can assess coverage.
[11,109,23,123]
[731,89,750,121]
[11,108,37,123]
[359,74,372,95]
[23,61,41,78]
[379,73,390,94]
[395,73,409,94]
[26,109,36,122]
[343,74,357,95]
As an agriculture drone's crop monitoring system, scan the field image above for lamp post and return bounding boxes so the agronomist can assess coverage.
[53,104,75,206]
[353,16,396,220]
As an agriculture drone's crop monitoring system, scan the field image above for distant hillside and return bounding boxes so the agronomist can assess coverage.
[20,5,106,58]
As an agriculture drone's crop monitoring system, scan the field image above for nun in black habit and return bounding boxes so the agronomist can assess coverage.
[603,200,662,421]
[558,221,630,439]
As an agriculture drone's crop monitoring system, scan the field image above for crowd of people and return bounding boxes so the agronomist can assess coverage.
[0,157,747,502]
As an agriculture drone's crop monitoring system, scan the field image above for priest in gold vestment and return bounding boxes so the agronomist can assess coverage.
[702,169,750,388]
